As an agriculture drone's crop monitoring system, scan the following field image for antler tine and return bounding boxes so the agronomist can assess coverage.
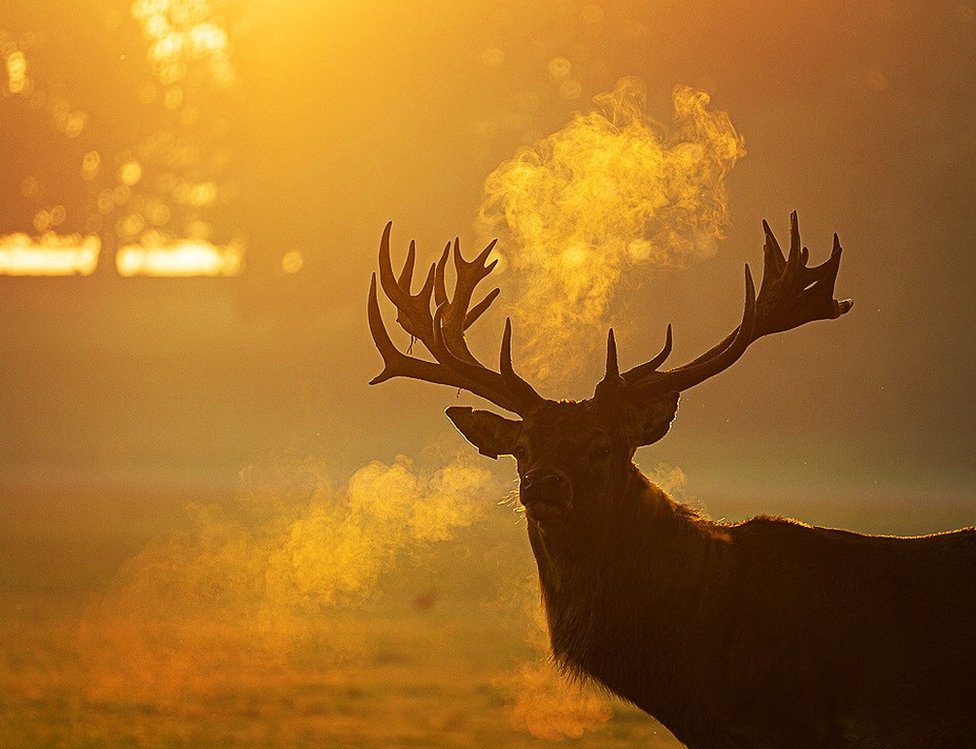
[434,243,450,308]
[501,318,544,408]
[462,246,501,329]
[621,324,672,384]
[826,234,854,316]
[397,239,416,291]
[377,222,412,311]
[465,287,501,329]
[605,329,620,379]
[593,328,627,400]
[367,273,400,385]
[762,218,786,281]
[788,210,802,272]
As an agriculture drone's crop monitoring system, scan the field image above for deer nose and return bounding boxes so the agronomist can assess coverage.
[522,469,563,491]
[520,468,571,522]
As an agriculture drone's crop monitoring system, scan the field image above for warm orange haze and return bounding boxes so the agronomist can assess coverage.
[368,215,974,746]
[1,2,975,748]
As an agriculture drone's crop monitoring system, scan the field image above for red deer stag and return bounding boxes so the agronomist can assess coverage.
[367,214,976,748]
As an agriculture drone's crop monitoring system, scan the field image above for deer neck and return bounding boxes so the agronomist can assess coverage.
[529,461,731,717]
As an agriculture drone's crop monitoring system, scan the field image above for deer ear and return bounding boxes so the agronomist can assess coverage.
[625,391,680,448]
[445,406,522,459]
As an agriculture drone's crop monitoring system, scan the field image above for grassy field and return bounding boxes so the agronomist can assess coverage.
[0,483,683,749]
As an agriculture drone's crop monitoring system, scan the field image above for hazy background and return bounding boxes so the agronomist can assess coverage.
[1,1,974,746]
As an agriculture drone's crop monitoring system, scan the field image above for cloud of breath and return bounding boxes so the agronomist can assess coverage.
[480,77,745,386]
[77,454,492,701]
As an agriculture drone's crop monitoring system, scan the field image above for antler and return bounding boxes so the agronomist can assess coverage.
[368,222,543,415]
[598,212,853,401]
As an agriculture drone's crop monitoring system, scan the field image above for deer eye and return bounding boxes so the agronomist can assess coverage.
[592,444,611,460]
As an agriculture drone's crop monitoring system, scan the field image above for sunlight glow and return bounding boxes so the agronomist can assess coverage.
[116,239,243,277]
[0,233,100,276]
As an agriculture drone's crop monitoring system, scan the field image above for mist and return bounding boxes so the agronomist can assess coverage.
[1,0,974,747]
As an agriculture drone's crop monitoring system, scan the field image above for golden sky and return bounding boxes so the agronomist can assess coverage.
[1,3,974,746]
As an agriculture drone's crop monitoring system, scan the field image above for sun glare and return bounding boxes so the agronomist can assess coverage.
[116,239,242,277]
[0,233,100,276]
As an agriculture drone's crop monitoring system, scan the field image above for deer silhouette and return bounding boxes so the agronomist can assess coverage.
[367,214,975,748]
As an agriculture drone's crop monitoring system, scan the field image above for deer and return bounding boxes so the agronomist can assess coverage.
[366,213,976,749]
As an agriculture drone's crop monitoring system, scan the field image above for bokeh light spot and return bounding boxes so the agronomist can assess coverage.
[548,57,572,80]
[64,110,88,138]
[33,210,51,232]
[20,175,41,200]
[119,160,143,186]
[481,46,506,68]
[281,250,303,274]
[163,86,184,109]
[81,151,101,180]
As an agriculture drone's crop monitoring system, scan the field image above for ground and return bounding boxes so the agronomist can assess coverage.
[0,483,683,749]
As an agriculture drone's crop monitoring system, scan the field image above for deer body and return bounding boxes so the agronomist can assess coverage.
[534,461,976,748]
[367,214,976,747]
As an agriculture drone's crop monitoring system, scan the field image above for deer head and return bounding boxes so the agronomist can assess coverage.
[368,213,852,546]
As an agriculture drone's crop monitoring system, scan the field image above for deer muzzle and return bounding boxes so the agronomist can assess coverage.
[520,467,572,522]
